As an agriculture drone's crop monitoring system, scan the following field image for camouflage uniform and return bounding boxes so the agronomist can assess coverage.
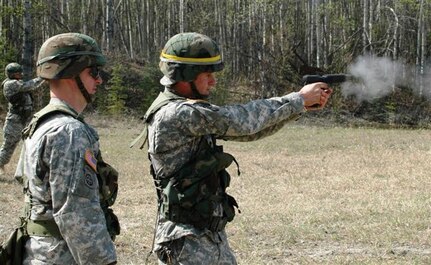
[144,32,305,264]
[13,33,117,265]
[149,89,304,265]
[0,75,44,168]
[15,98,116,264]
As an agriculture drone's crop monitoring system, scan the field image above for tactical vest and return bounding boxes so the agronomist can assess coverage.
[2,78,33,117]
[21,104,120,240]
[137,90,240,231]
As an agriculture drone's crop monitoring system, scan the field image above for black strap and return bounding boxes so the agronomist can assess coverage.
[75,76,92,103]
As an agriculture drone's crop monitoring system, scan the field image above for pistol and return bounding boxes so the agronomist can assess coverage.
[301,74,353,108]
[301,74,353,86]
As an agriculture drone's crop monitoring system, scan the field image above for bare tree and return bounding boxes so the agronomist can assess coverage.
[0,0,4,36]
[416,0,425,94]
[383,6,399,60]
[106,0,114,53]
[126,0,134,59]
[362,0,370,53]
[179,0,185,32]
[315,0,321,68]
[307,0,313,63]
[22,0,34,80]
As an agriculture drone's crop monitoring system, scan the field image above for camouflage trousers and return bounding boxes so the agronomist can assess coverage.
[156,230,237,265]
[23,236,77,265]
[0,112,27,167]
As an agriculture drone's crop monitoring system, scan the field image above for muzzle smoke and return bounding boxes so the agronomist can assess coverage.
[341,56,431,102]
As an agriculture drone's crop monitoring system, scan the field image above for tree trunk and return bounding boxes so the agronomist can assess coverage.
[233,0,238,75]
[145,0,151,58]
[135,0,144,57]
[247,0,253,79]
[0,0,4,36]
[179,0,184,32]
[279,2,284,58]
[315,0,321,67]
[384,6,399,60]
[362,0,369,53]
[126,0,134,59]
[416,0,424,95]
[322,0,329,67]
[260,1,266,96]
[167,0,171,37]
[106,0,114,52]
[22,0,33,80]
[307,0,313,63]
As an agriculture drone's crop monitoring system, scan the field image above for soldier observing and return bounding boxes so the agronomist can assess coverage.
[137,32,332,264]
[14,33,119,265]
[0,63,44,175]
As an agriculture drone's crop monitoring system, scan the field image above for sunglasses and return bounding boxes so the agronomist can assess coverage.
[89,67,101,80]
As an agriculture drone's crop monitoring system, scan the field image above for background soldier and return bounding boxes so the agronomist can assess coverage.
[15,33,118,265]
[0,63,44,175]
[139,32,332,264]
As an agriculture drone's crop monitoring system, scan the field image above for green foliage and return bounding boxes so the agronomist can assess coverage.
[396,0,419,11]
[210,65,259,105]
[0,3,23,17]
[94,60,161,116]
[102,64,127,115]
[128,62,162,115]
[0,34,19,76]
[338,87,431,128]
[209,67,231,105]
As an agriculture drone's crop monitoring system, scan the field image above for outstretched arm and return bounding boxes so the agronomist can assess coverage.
[3,77,45,99]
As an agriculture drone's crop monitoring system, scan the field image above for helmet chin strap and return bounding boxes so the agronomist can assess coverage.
[189,81,208,100]
[75,76,93,103]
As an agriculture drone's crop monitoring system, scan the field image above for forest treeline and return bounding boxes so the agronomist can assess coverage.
[0,0,430,127]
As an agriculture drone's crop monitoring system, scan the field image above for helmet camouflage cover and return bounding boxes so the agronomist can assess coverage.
[37,33,106,79]
[5,62,23,78]
[159,32,224,86]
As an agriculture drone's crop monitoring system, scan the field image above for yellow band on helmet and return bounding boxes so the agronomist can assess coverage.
[160,52,221,64]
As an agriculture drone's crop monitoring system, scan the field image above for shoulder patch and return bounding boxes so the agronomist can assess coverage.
[85,149,98,173]
[83,167,97,189]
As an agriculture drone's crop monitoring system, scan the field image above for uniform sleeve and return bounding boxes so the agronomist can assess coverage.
[3,77,44,99]
[177,92,304,140]
[222,118,294,142]
[44,124,116,264]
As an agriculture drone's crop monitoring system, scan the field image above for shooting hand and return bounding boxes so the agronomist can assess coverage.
[298,82,333,110]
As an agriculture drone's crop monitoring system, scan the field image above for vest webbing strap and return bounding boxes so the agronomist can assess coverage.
[22,103,80,139]
[22,103,79,238]
[129,90,185,149]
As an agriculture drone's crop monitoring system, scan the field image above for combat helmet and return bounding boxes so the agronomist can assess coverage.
[37,32,105,80]
[36,33,105,102]
[5,63,23,79]
[159,32,224,87]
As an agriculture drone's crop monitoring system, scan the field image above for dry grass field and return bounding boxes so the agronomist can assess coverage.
[1,116,431,264]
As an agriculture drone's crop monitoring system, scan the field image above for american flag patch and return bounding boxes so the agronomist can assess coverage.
[85,149,98,173]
